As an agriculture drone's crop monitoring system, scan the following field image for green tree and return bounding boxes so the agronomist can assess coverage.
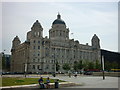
[95,60,101,69]
[2,54,6,70]
[105,61,111,71]
[88,61,95,69]
[111,61,118,69]
[62,63,71,71]
[73,61,78,71]
[83,60,89,70]
[77,60,83,70]
[56,62,60,71]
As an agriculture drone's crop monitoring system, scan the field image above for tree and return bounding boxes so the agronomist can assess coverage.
[88,62,95,69]
[111,61,118,69]
[95,60,101,69]
[62,63,71,71]
[105,61,119,71]
[73,61,78,71]
[56,62,60,71]
[82,60,89,70]
[2,54,6,70]
[105,61,111,71]
[78,60,83,70]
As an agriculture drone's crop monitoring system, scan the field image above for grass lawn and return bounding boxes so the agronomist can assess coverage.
[2,77,64,87]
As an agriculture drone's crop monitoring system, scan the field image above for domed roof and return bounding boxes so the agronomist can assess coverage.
[52,13,66,25]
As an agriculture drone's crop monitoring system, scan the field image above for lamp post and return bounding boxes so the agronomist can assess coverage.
[24,63,27,77]
[24,56,29,78]
[54,56,56,77]
[41,57,44,74]
[102,55,105,80]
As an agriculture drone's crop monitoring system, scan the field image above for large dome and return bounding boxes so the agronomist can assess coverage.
[53,19,65,25]
[52,13,66,25]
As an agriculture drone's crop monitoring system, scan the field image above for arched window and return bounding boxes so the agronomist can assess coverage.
[34,32,36,36]
[38,32,40,36]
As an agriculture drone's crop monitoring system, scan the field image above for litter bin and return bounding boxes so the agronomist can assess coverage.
[55,79,59,88]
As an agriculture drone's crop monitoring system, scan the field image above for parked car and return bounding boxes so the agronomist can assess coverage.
[84,71,92,75]
[2,72,11,75]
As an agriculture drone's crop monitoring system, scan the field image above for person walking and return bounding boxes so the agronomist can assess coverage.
[68,70,72,78]
[74,72,77,77]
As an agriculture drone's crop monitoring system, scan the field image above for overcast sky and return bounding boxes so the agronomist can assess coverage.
[1,1,118,54]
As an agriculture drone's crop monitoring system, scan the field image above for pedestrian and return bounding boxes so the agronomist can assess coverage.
[74,72,77,77]
[68,70,71,78]
[38,77,45,89]
[46,77,50,88]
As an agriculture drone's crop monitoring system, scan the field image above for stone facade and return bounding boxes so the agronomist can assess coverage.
[11,13,101,73]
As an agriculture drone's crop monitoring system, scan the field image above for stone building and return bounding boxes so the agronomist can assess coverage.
[11,13,101,73]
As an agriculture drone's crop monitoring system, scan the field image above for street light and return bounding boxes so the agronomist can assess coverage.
[52,54,56,77]
[102,55,105,80]
[24,63,27,77]
[41,57,44,74]
[24,57,29,78]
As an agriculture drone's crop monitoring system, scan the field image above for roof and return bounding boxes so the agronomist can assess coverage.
[52,13,66,25]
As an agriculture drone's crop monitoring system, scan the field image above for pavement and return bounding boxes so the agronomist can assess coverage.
[1,74,119,89]
[53,75,119,88]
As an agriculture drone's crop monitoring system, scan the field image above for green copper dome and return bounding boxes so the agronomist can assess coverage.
[52,13,66,25]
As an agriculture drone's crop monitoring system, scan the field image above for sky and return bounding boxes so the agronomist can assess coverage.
[1,1,119,54]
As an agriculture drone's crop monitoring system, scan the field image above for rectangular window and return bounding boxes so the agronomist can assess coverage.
[33,40,35,43]
[38,41,40,44]
[38,46,40,49]
[38,59,40,62]
[74,55,75,58]
[33,65,35,69]
[37,65,40,69]
[33,54,35,56]
[33,46,35,49]
[33,59,35,62]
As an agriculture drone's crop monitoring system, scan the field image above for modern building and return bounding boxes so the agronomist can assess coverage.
[101,49,120,69]
[1,52,11,72]
[11,13,101,73]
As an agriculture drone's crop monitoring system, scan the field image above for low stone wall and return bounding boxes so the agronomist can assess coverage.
[2,82,79,89]
[49,82,78,88]
[92,72,120,77]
